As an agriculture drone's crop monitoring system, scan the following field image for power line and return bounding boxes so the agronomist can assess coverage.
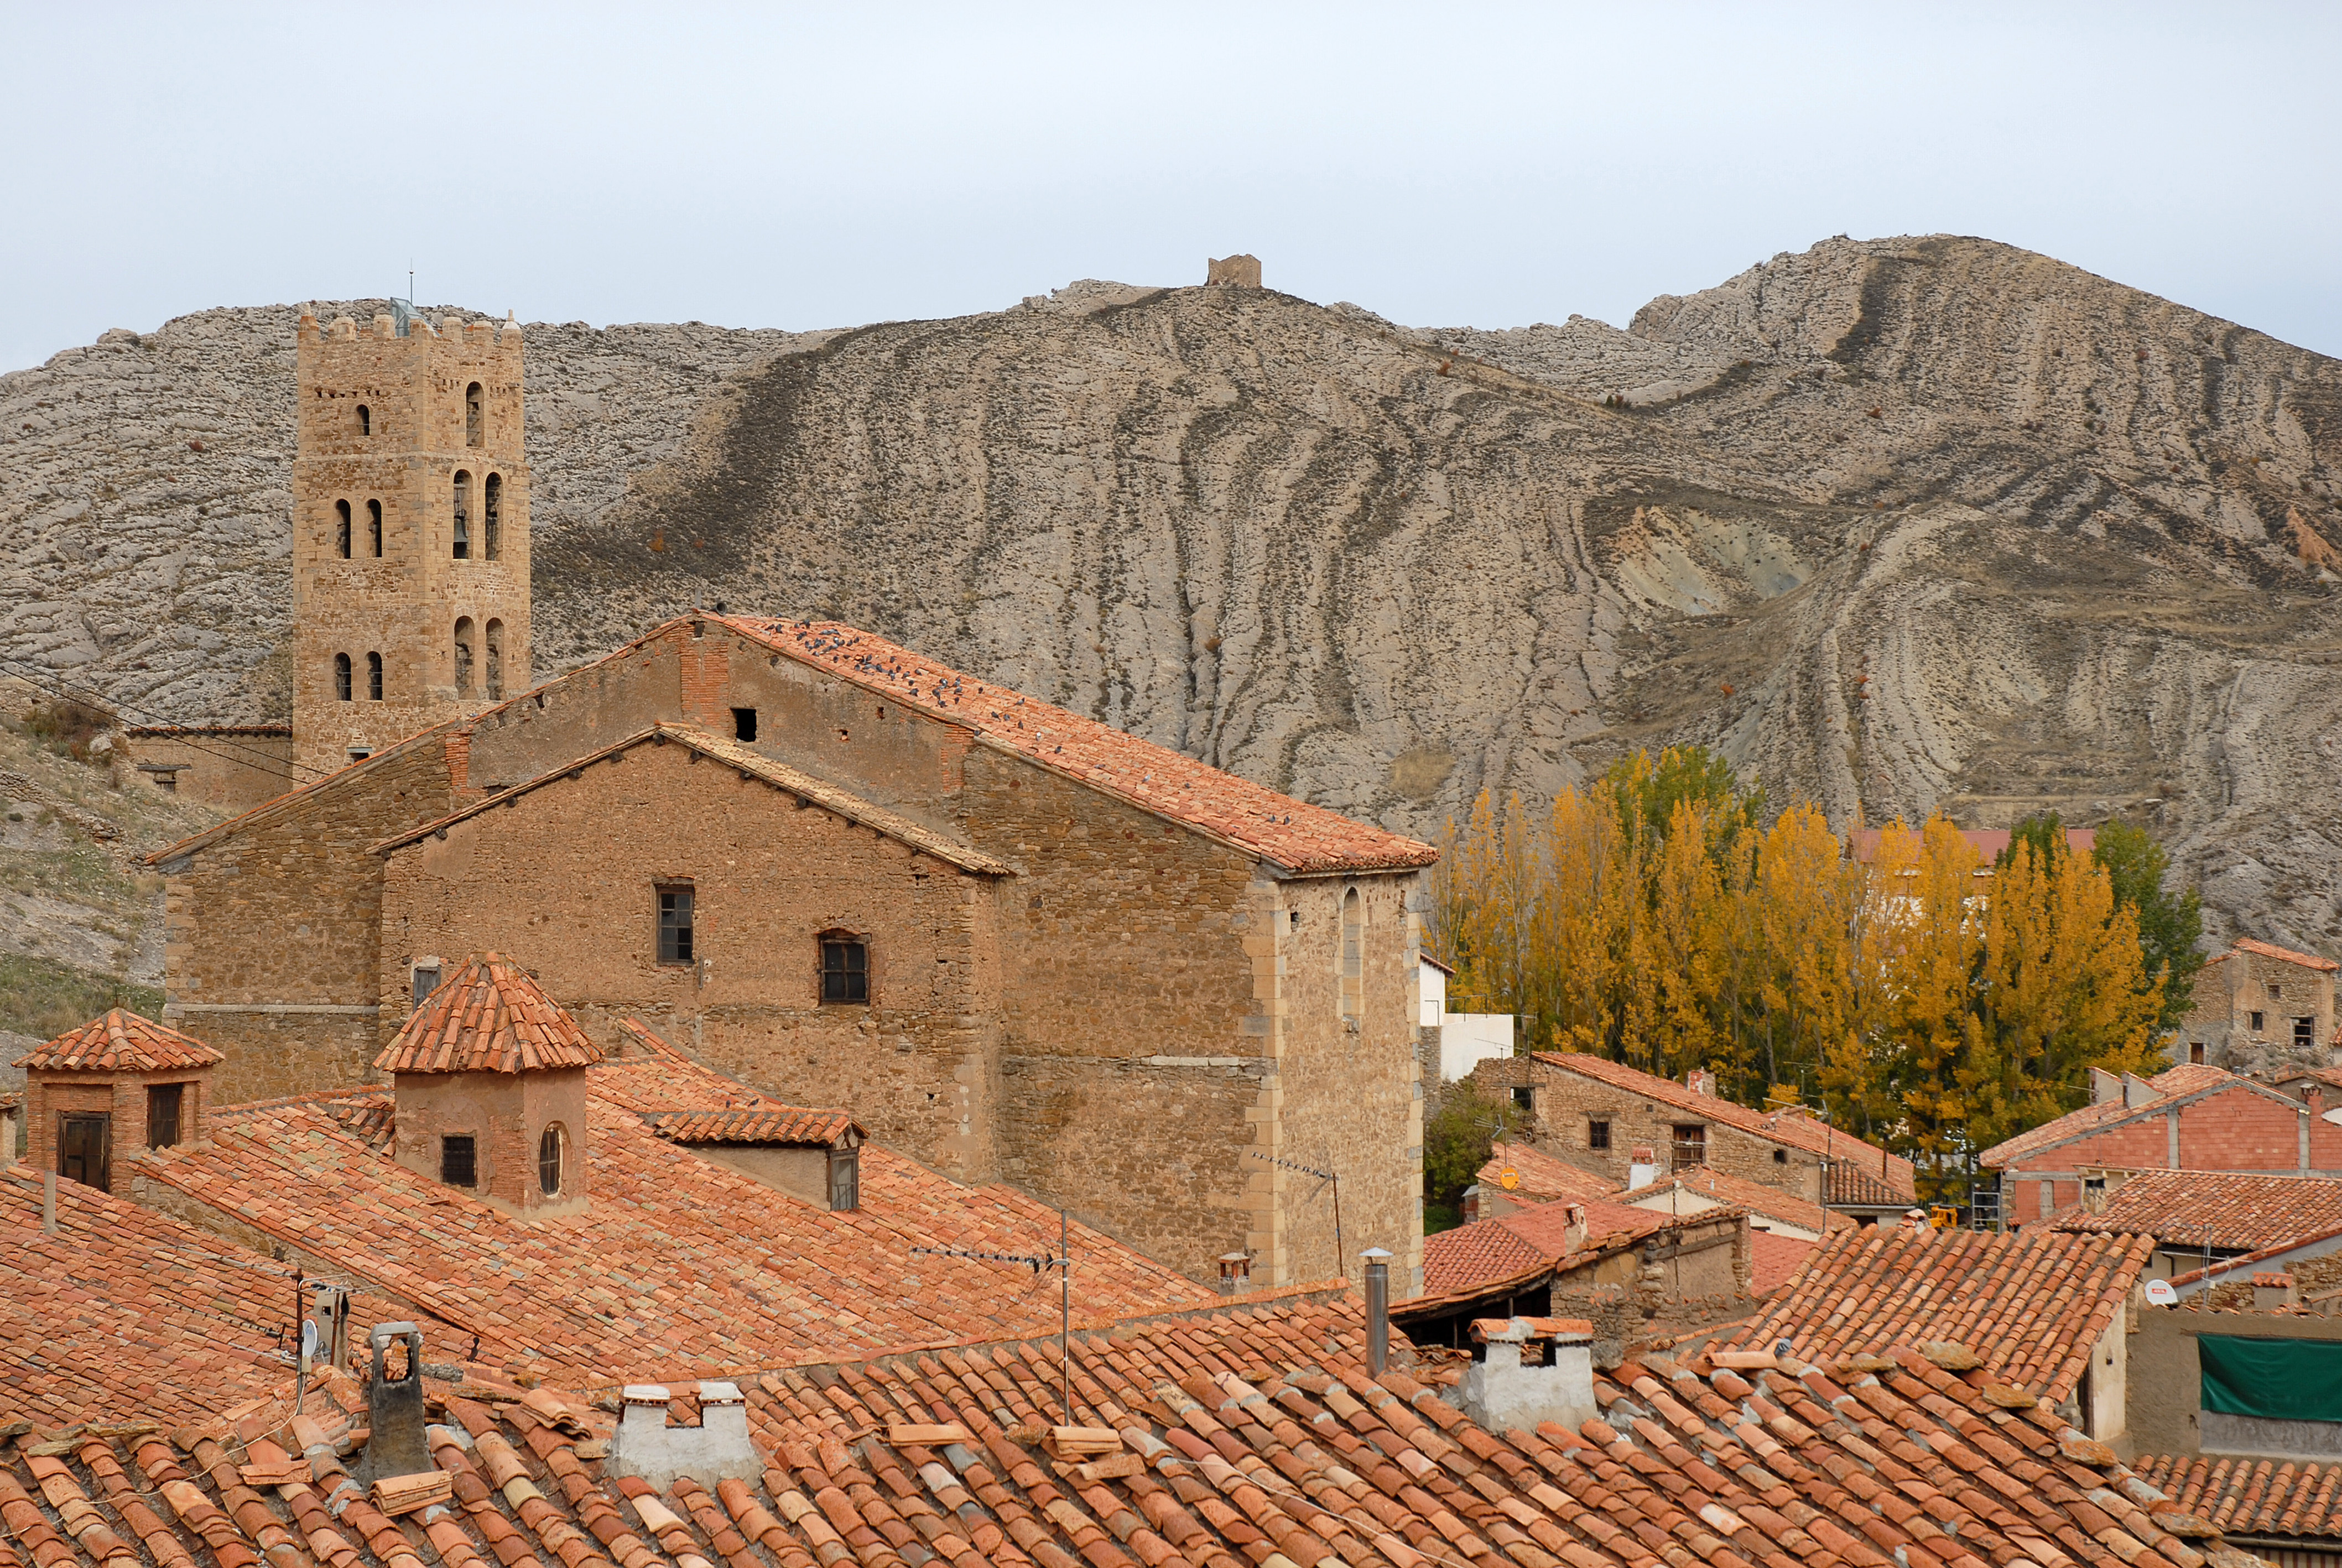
[0,652,324,785]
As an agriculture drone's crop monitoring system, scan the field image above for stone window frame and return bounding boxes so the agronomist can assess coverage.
[819,929,870,1006]
[335,498,352,559]
[333,652,352,702]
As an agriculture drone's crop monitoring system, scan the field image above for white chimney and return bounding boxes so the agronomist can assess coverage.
[608,1382,758,1490]
[1628,1145,1659,1190]
[1458,1317,1596,1435]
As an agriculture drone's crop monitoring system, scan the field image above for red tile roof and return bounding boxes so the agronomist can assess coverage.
[646,1107,861,1147]
[2132,1455,2342,1540]
[13,1008,224,1072]
[2049,1170,2342,1251]
[1748,1228,1819,1294]
[132,1044,1213,1384]
[1474,1139,1618,1204]
[1422,1192,1675,1295]
[1625,1163,1850,1235]
[373,953,606,1074]
[1721,1222,2154,1399]
[2234,936,2341,972]
[0,1161,405,1424]
[0,1280,2249,1568]
[372,723,1012,873]
[1529,1052,1918,1199]
[1976,1063,2275,1167]
[725,616,1440,875]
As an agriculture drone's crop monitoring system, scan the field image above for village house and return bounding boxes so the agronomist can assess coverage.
[2048,1167,2342,1283]
[1473,1052,1916,1220]
[2178,937,2341,1071]
[137,307,1440,1293]
[1979,1062,2342,1226]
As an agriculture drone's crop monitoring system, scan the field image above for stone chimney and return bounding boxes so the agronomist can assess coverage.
[1685,1069,1716,1097]
[1458,1317,1596,1434]
[375,954,602,1216]
[360,1322,429,1482]
[1564,1202,1588,1256]
[1216,1251,1252,1295]
[13,1010,222,1194]
[608,1382,758,1490]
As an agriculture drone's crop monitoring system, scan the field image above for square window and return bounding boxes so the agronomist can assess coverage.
[732,706,758,742]
[821,937,868,1004]
[1587,1118,1611,1151]
[2269,983,2284,999]
[1510,1086,1533,1113]
[2251,1010,2266,1033]
[1773,1148,1789,1165]
[441,1134,476,1187]
[1671,1123,1707,1173]
[659,887,695,965]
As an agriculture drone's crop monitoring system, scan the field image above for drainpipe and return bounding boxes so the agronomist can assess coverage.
[1362,1248,1392,1378]
[43,1170,56,1234]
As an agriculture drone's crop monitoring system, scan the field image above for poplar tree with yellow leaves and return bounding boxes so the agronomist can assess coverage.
[1430,748,2185,1199]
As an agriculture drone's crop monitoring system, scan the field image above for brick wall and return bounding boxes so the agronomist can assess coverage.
[160,733,460,1102]
[25,1065,212,1191]
[1998,1083,2323,1221]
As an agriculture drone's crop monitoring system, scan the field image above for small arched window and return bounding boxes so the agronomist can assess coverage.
[485,618,504,700]
[483,473,502,559]
[366,651,383,701]
[451,471,472,559]
[335,499,352,558]
[465,382,483,447]
[1339,887,1363,1027]
[356,404,370,436]
[333,652,352,702]
[367,498,383,557]
[538,1123,565,1197]
[453,617,475,695]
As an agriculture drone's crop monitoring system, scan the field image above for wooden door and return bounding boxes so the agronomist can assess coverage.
[59,1113,111,1191]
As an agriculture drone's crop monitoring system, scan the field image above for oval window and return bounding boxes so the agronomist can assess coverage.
[539,1123,565,1196]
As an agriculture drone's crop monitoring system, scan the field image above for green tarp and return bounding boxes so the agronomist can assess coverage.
[2199,1335,2342,1423]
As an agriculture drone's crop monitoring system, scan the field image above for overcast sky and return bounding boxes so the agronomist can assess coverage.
[3,3,2336,373]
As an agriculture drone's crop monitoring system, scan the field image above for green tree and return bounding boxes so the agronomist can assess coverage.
[2091,820,2205,1030]
[1422,1081,1513,1223]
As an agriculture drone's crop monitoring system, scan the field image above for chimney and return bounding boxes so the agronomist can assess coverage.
[1461,1183,1481,1223]
[1216,1251,1252,1296]
[2252,1272,2298,1311]
[1361,1249,1392,1378]
[1458,1317,1596,1434]
[2090,1066,2122,1106]
[360,1322,429,1481]
[609,1381,759,1490]
[1564,1202,1588,1255]
[43,1169,56,1234]
[1628,1146,1659,1190]
[1685,1069,1716,1097]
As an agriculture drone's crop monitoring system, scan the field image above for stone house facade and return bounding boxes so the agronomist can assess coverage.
[150,614,1438,1291]
[2178,939,2339,1071]
[1472,1051,1915,1215]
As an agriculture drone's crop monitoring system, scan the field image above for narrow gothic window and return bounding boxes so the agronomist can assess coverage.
[356,404,369,436]
[453,617,475,694]
[465,382,483,447]
[333,652,352,701]
[483,472,502,559]
[820,935,868,1003]
[367,498,383,556]
[366,651,383,700]
[485,619,504,699]
[452,471,472,558]
[1339,887,1363,1025]
[538,1124,565,1196]
[335,499,352,558]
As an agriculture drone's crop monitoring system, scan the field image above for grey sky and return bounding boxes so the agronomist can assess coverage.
[3,3,2336,374]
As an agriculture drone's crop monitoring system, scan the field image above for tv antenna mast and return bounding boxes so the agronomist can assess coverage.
[913,1210,1072,1415]
[1249,1151,1343,1278]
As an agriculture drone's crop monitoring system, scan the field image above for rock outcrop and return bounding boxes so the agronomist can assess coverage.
[6,237,2341,949]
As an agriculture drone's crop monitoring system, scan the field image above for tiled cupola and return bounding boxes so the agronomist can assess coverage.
[374,952,602,1216]
[15,1010,223,1191]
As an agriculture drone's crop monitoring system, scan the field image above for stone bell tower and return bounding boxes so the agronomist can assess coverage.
[291,304,532,774]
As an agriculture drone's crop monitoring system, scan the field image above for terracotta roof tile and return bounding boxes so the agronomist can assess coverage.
[646,1108,861,1147]
[1721,1222,2154,1400]
[13,1009,224,1072]
[723,617,1439,876]
[1529,1053,1918,1199]
[1475,1140,1620,1204]
[2132,1455,2342,1540]
[1627,1165,1851,1234]
[2234,936,2341,972]
[1423,1194,1682,1295]
[2049,1170,2342,1251]
[373,953,606,1074]
[0,1284,2234,1568]
[1747,1230,1819,1294]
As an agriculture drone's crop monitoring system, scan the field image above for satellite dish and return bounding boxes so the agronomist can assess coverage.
[1500,1168,1521,1191]
[2145,1278,2178,1306]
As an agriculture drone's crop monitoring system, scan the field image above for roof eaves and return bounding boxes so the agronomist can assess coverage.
[146,715,468,867]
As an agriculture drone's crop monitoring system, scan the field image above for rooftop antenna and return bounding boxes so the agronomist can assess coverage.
[1249,1150,1342,1278]
[409,263,415,305]
[912,1213,1072,1418]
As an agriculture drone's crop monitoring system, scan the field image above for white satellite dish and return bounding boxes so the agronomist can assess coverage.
[2145,1278,2178,1306]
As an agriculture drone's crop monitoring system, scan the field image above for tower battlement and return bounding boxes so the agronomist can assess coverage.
[291,305,532,774]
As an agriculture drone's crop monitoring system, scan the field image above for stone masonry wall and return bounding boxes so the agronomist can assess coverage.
[377,738,1000,1181]
[162,731,461,1102]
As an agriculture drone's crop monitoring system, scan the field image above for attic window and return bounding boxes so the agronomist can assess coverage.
[732,707,757,742]
[147,1083,184,1149]
[441,1134,477,1187]
[827,1144,860,1211]
[412,962,441,1006]
[821,936,868,1004]
[539,1123,566,1196]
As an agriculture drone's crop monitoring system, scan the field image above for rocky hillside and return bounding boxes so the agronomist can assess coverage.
[6,238,2341,950]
